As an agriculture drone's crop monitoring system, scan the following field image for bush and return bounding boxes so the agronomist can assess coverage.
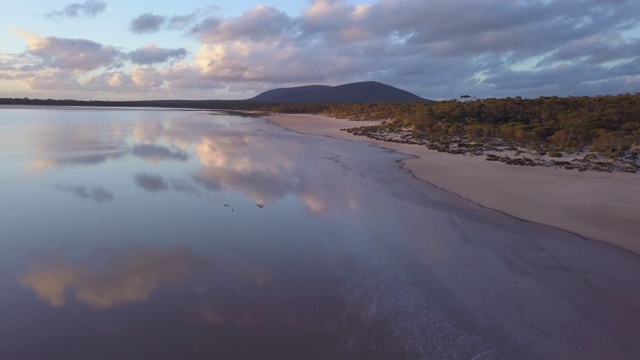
[549,149,562,158]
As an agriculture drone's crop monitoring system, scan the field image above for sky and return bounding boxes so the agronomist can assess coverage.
[1,0,640,101]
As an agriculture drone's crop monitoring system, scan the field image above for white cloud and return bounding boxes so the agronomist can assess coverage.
[106,71,126,87]
[12,28,121,71]
[131,66,164,87]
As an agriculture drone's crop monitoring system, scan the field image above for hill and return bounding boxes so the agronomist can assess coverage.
[248,81,430,103]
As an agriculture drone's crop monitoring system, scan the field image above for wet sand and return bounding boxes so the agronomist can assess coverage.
[268,114,640,256]
[267,113,640,359]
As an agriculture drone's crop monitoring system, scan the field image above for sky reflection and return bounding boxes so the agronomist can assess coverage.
[131,144,189,163]
[134,173,170,193]
[20,245,211,309]
[1,107,369,314]
[0,107,428,358]
[55,183,114,203]
[7,108,346,214]
[2,107,640,359]
[0,106,370,218]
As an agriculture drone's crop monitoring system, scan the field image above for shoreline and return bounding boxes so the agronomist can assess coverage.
[267,113,640,256]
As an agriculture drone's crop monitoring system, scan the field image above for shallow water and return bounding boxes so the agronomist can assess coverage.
[1,107,639,359]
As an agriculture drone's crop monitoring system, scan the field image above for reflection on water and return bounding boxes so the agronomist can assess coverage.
[0,107,495,359]
[55,183,114,203]
[28,151,129,172]
[134,173,170,192]
[20,246,211,308]
[132,144,189,163]
[193,134,298,205]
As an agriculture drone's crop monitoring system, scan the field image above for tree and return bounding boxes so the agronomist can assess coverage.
[548,130,573,149]
[592,132,631,161]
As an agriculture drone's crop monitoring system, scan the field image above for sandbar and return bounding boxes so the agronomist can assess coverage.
[268,113,640,255]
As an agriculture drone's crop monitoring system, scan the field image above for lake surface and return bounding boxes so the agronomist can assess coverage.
[1,106,639,359]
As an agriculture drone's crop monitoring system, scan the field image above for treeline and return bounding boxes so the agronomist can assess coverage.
[269,94,640,154]
[263,93,640,157]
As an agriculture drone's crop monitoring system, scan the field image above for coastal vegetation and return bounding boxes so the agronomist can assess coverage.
[325,94,640,150]
[267,94,640,173]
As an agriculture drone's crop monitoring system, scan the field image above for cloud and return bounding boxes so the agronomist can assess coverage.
[19,246,211,308]
[128,44,187,65]
[193,5,292,42]
[56,183,114,203]
[104,71,128,87]
[129,8,215,34]
[299,0,354,35]
[181,0,640,98]
[46,0,106,19]
[129,13,166,34]
[4,0,640,99]
[131,66,164,87]
[166,12,203,30]
[12,28,121,71]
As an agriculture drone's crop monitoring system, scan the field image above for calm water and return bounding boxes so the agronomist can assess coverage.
[1,106,639,359]
[0,107,472,359]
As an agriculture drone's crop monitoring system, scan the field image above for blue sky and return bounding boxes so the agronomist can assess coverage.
[1,0,639,100]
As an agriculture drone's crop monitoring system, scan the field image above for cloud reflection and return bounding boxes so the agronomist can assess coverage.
[132,144,188,163]
[192,134,299,204]
[28,151,128,172]
[56,183,114,203]
[190,131,362,215]
[25,111,360,216]
[25,114,190,173]
[132,116,360,215]
[134,173,200,195]
[19,246,211,309]
[170,178,200,194]
[135,173,169,192]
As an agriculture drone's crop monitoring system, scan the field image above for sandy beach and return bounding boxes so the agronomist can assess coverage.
[268,113,640,256]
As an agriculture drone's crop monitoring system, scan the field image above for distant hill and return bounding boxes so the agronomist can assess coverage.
[248,81,430,103]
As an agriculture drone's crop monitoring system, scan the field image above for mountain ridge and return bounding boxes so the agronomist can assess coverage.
[248,81,430,103]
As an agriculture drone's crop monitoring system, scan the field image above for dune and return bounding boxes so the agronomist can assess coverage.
[268,113,640,256]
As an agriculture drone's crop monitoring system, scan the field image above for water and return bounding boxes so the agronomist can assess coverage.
[1,106,640,359]
[0,107,466,359]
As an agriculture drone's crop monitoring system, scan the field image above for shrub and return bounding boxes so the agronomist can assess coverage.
[549,149,562,158]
